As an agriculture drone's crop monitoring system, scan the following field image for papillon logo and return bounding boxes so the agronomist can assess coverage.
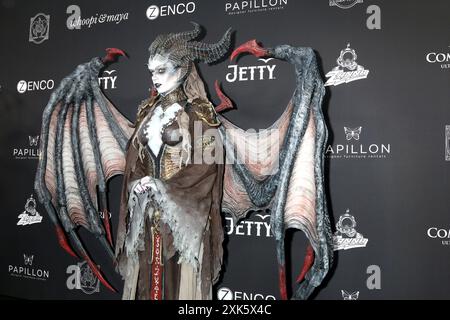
[341,290,359,300]
[23,254,34,266]
[344,127,362,141]
[29,136,39,147]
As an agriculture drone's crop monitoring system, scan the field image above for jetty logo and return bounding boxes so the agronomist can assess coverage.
[29,13,50,44]
[333,209,368,251]
[17,194,43,226]
[225,213,272,237]
[325,43,369,86]
[99,70,118,90]
[226,58,277,82]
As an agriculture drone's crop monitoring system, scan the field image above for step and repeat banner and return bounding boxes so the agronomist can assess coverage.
[1,0,450,300]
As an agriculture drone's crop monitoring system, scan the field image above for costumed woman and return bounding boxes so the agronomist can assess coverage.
[114,23,232,300]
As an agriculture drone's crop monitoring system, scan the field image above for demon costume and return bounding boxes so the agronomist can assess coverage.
[34,23,333,300]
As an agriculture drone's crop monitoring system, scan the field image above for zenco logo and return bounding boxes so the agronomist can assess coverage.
[29,13,50,44]
[425,47,450,70]
[341,290,359,300]
[8,254,50,281]
[217,287,276,300]
[66,261,100,295]
[12,135,41,160]
[226,58,277,82]
[427,227,450,246]
[225,213,272,237]
[146,2,196,20]
[329,0,363,9]
[325,44,369,86]
[17,79,54,94]
[66,5,129,30]
[99,70,118,90]
[326,126,391,160]
[225,0,287,15]
[333,209,368,251]
[445,126,450,161]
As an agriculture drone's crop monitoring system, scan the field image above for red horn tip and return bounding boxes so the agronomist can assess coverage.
[55,226,78,258]
[230,39,268,61]
[296,244,315,284]
[103,48,127,64]
[83,254,117,293]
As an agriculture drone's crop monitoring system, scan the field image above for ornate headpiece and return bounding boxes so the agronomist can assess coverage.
[148,22,232,80]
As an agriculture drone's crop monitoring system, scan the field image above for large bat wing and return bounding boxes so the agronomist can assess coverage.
[34,49,133,292]
[216,41,333,300]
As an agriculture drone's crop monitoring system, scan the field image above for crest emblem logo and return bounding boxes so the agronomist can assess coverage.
[29,13,50,44]
[333,209,368,250]
[325,44,369,86]
[66,261,100,294]
[78,261,100,294]
[17,194,43,226]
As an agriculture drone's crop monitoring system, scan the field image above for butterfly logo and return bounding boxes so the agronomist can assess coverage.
[341,290,359,300]
[255,214,270,220]
[103,70,116,75]
[23,254,34,266]
[29,135,39,147]
[344,127,362,141]
[258,58,274,64]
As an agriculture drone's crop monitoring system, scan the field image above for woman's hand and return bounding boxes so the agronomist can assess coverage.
[179,139,191,168]
[133,176,156,194]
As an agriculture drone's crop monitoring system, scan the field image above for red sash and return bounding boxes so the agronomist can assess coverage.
[150,225,163,300]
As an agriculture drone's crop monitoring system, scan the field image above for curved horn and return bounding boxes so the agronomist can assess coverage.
[166,21,202,43]
[187,27,232,64]
[149,22,202,56]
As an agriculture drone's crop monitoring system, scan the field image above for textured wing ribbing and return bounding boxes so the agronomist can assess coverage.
[35,55,132,292]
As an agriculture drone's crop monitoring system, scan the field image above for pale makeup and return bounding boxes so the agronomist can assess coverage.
[148,54,183,95]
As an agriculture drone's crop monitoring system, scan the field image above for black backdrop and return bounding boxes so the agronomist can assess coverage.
[1,0,450,300]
